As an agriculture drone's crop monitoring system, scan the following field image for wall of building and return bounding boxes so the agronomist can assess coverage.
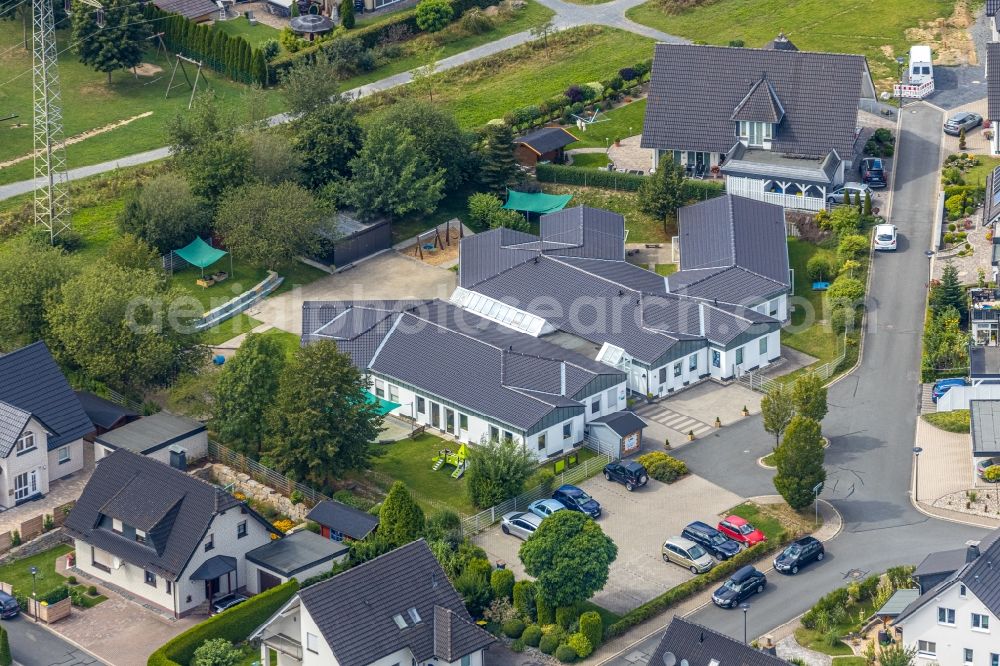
[145,431,208,466]
[0,418,51,509]
[245,555,344,595]
[300,604,340,666]
[48,438,84,482]
[523,413,586,459]
[581,382,628,421]
[751,294,789,323]
[258,601,307,666]
[648,349,708,397]
[74,539,177,614]
[710,330,781,380]
[898,583,999,666]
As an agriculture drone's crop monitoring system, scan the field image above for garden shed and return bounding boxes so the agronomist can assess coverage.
[587,410,646,458]
[515,126,579,166]
[306,499,379,542]
[94,411,207,465]
[245,530,348,593]
[151,0,217,21]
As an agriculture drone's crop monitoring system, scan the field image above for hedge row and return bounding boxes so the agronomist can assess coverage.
[147,580,299,666]
[605,534,793,638]
[536,164,727,200]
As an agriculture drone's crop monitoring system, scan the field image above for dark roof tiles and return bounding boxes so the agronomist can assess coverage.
[306,500,379,541]
[649,616,792,666]
[517,126,579,154]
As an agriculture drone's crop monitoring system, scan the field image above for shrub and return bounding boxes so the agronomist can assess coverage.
[10,531,19,548]
[43,586,69,605]
[491,568,515,601]
[460,7,494,33]
[555,644,578,662]
[567,632,593,659]
[513,580,536,620]
[921,409,971,433]
[522,624,542,647]
[87,585,98,596]
[502,618,526,638]
[67,576,77,585]
[828,275,865,304]
[837,234,868,261]
[555,605,576,630]
[539,633,560,655]
[806,255,837,282]
[259,38,280,61]
[535,164,725,200]
[985,465,1000,482]
[579,611,602,648]
[289,490,304,505]
[536,593,554,625]
[636,451,688,483]
[191,638,241,666]
[415,0,454,32]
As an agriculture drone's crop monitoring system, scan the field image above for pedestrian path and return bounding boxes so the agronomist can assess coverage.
[919,383,935,414]
[633,402,714,438]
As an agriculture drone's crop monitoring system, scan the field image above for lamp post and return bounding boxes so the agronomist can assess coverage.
[29,566,37,598]
[29,565,38,622]
[741,603,750,644]
[812,481,824,526]
[896,56,906,108]
[913,446,923,502]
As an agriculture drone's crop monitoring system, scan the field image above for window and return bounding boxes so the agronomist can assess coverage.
[459,414,468,431]
[991,653,999,666]
[57,446,70,464]
[937,607,956,625]
[135,529,146,544]
[735,347,744,366]
[144,570,156,587]
[166,581,171,594]
[563,423,572,439]
[204,533,214,552]
[960,583,967,597]
[965,649,974,665]
[392,614,408,629]
[591,397,601,414]
[972,612,990,630]
[112,518,123,534]
[917,640,936,656]
[537,433,547,451]
[658,367,666,384]
[769,299,779,316]
[689,354,698,371]
[15,431,35,454]
[711,349,721,368]
[374,379,385,398]
[92,546,112,573]
[237,521,247,539]
[605,388,616,408]
[673,362,681,378]
[408,607,422,624]
[306,632,320,653]
[461,656,471,666]
[416,397,426,414]
[503,431,513,442]
[489,425,499,441]
[738,121,773,147]
[388,384,399,403]
[759,337,768,355]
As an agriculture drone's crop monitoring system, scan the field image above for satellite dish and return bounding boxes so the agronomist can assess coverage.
[661,652,676,666]
[680,661,689,666]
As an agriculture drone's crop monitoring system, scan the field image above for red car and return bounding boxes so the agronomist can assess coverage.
[717,515,766,547]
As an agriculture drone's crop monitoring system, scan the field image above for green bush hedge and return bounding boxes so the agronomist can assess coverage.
[535,164,726,202]
[147,580,299,666]
[636,451,688,484]
[522,624,542,647]
[921,409,971,433]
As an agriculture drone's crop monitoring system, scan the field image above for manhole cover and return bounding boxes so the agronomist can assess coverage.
[843,568,869,580]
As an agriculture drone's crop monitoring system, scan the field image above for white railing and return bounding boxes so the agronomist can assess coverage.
[738,336,847,393]
[894,80,934,99]
[725,179,826,212]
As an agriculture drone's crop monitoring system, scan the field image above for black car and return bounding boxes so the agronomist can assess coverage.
[211,593,248,615]
[712,565,767,608]
[858,157,886,188]
[0,591,19,619]
[552,484,601,518]
[773,536,825,575]
[681,521,741,561]
[604,461,648,491]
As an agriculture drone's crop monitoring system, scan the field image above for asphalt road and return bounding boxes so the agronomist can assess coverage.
[604,102,989,660]
[2,615,101,666]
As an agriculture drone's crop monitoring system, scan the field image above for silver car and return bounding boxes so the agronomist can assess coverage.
[527,498,566,519]
[662,536,715,574]
[826,182,873,204]
[501,511,543,540]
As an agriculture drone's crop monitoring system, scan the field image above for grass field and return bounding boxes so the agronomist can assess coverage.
[962,155,1000,187]
[625,0,957,86]
[0,544,73,600]
[260,328,302,357]
[369,433,475,515]
[571,98,647,149]
[541,184,668,242]
[781,239,841,365]
[212,17,281,48]
[921,408,971,432]
[569,152,611,168]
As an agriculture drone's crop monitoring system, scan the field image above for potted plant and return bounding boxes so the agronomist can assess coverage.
[741,405,750,416]
[714,416,722,428]
[687,429,695,441]
[645,391,655,403]
[614,137,621,147]
[663,438,671,451]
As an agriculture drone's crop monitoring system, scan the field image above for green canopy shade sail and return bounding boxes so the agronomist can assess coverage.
[174,237,228,274]
[502,189,572,214]
[363,390,400,416]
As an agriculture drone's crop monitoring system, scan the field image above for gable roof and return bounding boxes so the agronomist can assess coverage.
[296,540,494,666]
[984,167,1000,228]
[989,0,1000,16]
[642,43,871,158]
[517,126,579,154]
[765,32,798,51]
[591,411,646,437]
[152,0,218,20]
[64,449,274,580]
[95,411,205,455]
[0,341,93,450]
[650,616,791,666]
[989,44,1000,124]
[731,76,785,124]
[306,500,379,540]
[0,401,34,457]
[74,391,138,431]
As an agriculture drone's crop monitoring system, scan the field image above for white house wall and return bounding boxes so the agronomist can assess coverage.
[710,330,781,380]
[0,418,51,510]
[74,539,176,614]
[245,556,344,596]
[937,385,1000,412]
[258,602,306,666]
[898,583,999,666]
[300,604,340,666]
[647,349,708,397]
[752,295,789,323]
[48,438,84,481]
[144,431,208,466]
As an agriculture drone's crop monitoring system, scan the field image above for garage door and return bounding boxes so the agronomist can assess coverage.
[258,570,282,592]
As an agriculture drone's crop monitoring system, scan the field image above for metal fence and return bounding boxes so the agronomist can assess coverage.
[207,440,331,507]
[460,453,611,536]
[102,388,144,413]
[737,336,847,393]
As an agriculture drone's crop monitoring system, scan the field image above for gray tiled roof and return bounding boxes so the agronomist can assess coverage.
[986,167,1000,227]
[0,401,33,457]
[642,43,871,158]
[517,127,579,154]
[297,540,494,666]
[990,44,1000,125]
[95,411,205,454]
[245,530,348,577]
[306,500,379,540]
[556,257,667,294]
[989,0,1000,16]
[74,391,137,431]
[0,341,93,450]
[731,76,784,123]
[649,616,791,666]
[971,400,1000,456]
[721,144,842,185]
[971,345,1000,377]
[152,0,218,19]
[539,206,626,260]
[459,228,537,289]
[913,548,969,578]
[671,266,787,305]
[591,411,646,437]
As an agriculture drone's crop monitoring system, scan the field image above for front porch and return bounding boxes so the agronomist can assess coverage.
[725,174,827,212]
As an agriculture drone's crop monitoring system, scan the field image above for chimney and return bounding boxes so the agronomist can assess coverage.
[699,302,706,337]
[966,540,982,563]
[560,362,566,396]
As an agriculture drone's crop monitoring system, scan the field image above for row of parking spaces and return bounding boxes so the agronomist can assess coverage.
[473,472,744,615]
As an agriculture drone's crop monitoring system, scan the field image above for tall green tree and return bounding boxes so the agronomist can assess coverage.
[293,103,363,189]
[379,481,426,546]
[213,333,286,455]
[478,121,518,194]
[791,373,828,423]
[264,340,383,487]
[922,305,969,377]
[249,132,303,185]
[772,416,826,511]
[346,125,445,219]
[519,511,617,607]
[72,0,150,83]
[379,99,474,192]
[281,53,342,116]
[118,173,211,252]
[102,234,161,271]
[760,383,793,446]
[930,263,968,322]
[466,437,536,509]
[0,238,77,351]
[639,160,686,234]
[339,0,355,28]
[0,625,10,666]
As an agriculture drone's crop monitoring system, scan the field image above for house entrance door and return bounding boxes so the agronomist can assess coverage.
[445,409,455,434]
[13,470,37,502]
[430,404,441,429]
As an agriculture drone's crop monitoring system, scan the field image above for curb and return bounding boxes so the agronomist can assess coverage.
[907,492,1000,529]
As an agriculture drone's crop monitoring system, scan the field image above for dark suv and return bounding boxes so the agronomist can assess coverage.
[858,157,886,188]
[0,591,19,619]
[681,521,741,561]
[552,484,601,518]
[603,461,648,491]
[712,565,767,608]
[773,536,825,575]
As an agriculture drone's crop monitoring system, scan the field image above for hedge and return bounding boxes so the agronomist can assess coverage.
[605,534,793,638]
[147,580,299,666]
[536,164,727,202]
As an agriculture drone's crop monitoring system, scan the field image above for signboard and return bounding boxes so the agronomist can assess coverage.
[622,431,640,454]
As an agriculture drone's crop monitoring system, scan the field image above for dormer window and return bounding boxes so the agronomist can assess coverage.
[738,121,773,148]
[15,431,35,454]
[135,529,146,544]
[393,613,408,629]
[112,518,123,534]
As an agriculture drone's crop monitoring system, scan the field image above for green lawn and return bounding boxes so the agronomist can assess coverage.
[727,502,789,543]
[793,627,854,656]
[0,545,73,599]
[781,238,841,364]
[655,263,677,276]
[760,452,775,467]
[832,658,867,666]
[569,153,611,169]
[212,17,281,48]
[625,0,956,87]
[541,184,668,242]
[571,99,647,149]
[370,433,475,515]
[962,155,1000,187]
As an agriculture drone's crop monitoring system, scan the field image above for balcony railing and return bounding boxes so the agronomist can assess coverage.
[262,633,303,661]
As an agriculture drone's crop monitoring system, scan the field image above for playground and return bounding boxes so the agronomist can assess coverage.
[369,433,475,515]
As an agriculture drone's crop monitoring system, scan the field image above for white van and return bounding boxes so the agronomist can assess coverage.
[908,45,933,85]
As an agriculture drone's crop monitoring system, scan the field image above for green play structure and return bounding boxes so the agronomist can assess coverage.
[432,443,468,479]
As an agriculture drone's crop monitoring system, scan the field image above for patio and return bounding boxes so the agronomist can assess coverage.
[0,443,95,536]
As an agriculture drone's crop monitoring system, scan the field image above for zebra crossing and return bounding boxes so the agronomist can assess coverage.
[634,402,714,437]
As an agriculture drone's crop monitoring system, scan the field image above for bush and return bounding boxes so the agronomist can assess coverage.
[539,633,560,655]
[67,576,77,585]
[415,0,454,32]
[191,638,241,666]
[536,593,554,625]
[567,632,593,659]
[579,611,602,648]
[636,451,688,483]
[522,624,542,647]
[555,644,578,662]
[511,638,526,652]
[87,585,98,596]
[837,234,868,261]
[43,586,69,605]
[806,255,837,282]
[259,38,280,61]
[921,409,971,433]
[535,165,725,201]
[460,7,494,33]
[491,568,515,601]
[513,580,536,620]
[555,605,576,630]
[502,618,526,638]
[828,275,865,304]
[985,465,1000,482]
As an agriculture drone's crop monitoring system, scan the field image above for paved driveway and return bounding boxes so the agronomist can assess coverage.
[249,252,457,334]
[633,382,762,449]
[473,473,742,615]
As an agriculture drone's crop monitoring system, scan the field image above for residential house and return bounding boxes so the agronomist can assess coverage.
[93,411,207,466]
[971,400,1000,479]
[515,126,579,166]
[251,539,494,666]
[452,202,785,392]
[74,391,138,440]
[988,44,1000,156]
[0,341,93,508]
[244,530,348,595]
[151,0,219,22]
[895,530,1000,666]
[64,449,278,617]
[306,500,379,542]
[988,1,1000,43]
[934,348,1000,411]
[649,616,791,665]
[642,40,876,210]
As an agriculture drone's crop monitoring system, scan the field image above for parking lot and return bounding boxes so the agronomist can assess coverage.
[473,471,743,614]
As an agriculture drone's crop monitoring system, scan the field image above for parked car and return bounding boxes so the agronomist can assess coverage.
[717,515,766,547]
[826,182,873,204]
[773,536,826,575]
[944,112,982,136]
[874,223,898,251]
[552,484,601,518]
[858,157,887,188]
[682,521,742,561]
[661,536,715,574]
[931,377,968,403]
[976,457,1000,481]
[712,565,767,608]
[527,498,566,519]
[501,511,543,540]
[603,460,648,491]
[211,593,248,615]
[0,590,19,619]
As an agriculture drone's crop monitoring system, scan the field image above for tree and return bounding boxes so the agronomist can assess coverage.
[264,340,383,487]
[772,415,826,511]
[72,0,149,83]
[346,125,445,219]
[379,100,473,193]
[192,638,241,666]
[639,160,686,234]
[466,437,536,509]
[293,103,364,189]
[213,333,286,454]
[0,624,11,666]
[760,383,793,446]
[0,239,76,351]
[281,53,343,116]
[922,305,969,377]
[45,264,206,393]
[214,182,322,269]
[379,481,426,546]
[791,373,828,423]
[478,121,518,194]
[863,190,872,216]
[340,0,355,28]
[959,126,967,151]
[530,18,556,51]
[828,206,860,236]
[842,189,851,207]
[930,263,968,322]
[249,132,303,185]
[117,173,211,253]
[877,643,916,666]
[519,511,618,607]
[853,190,862,211]
[410,44,444,102]
[489,208,529,231]
[468,192,504,228]
[102,234,161,271]
[415,0,453,32]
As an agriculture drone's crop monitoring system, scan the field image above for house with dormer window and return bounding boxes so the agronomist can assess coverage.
[642,38,876,211]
